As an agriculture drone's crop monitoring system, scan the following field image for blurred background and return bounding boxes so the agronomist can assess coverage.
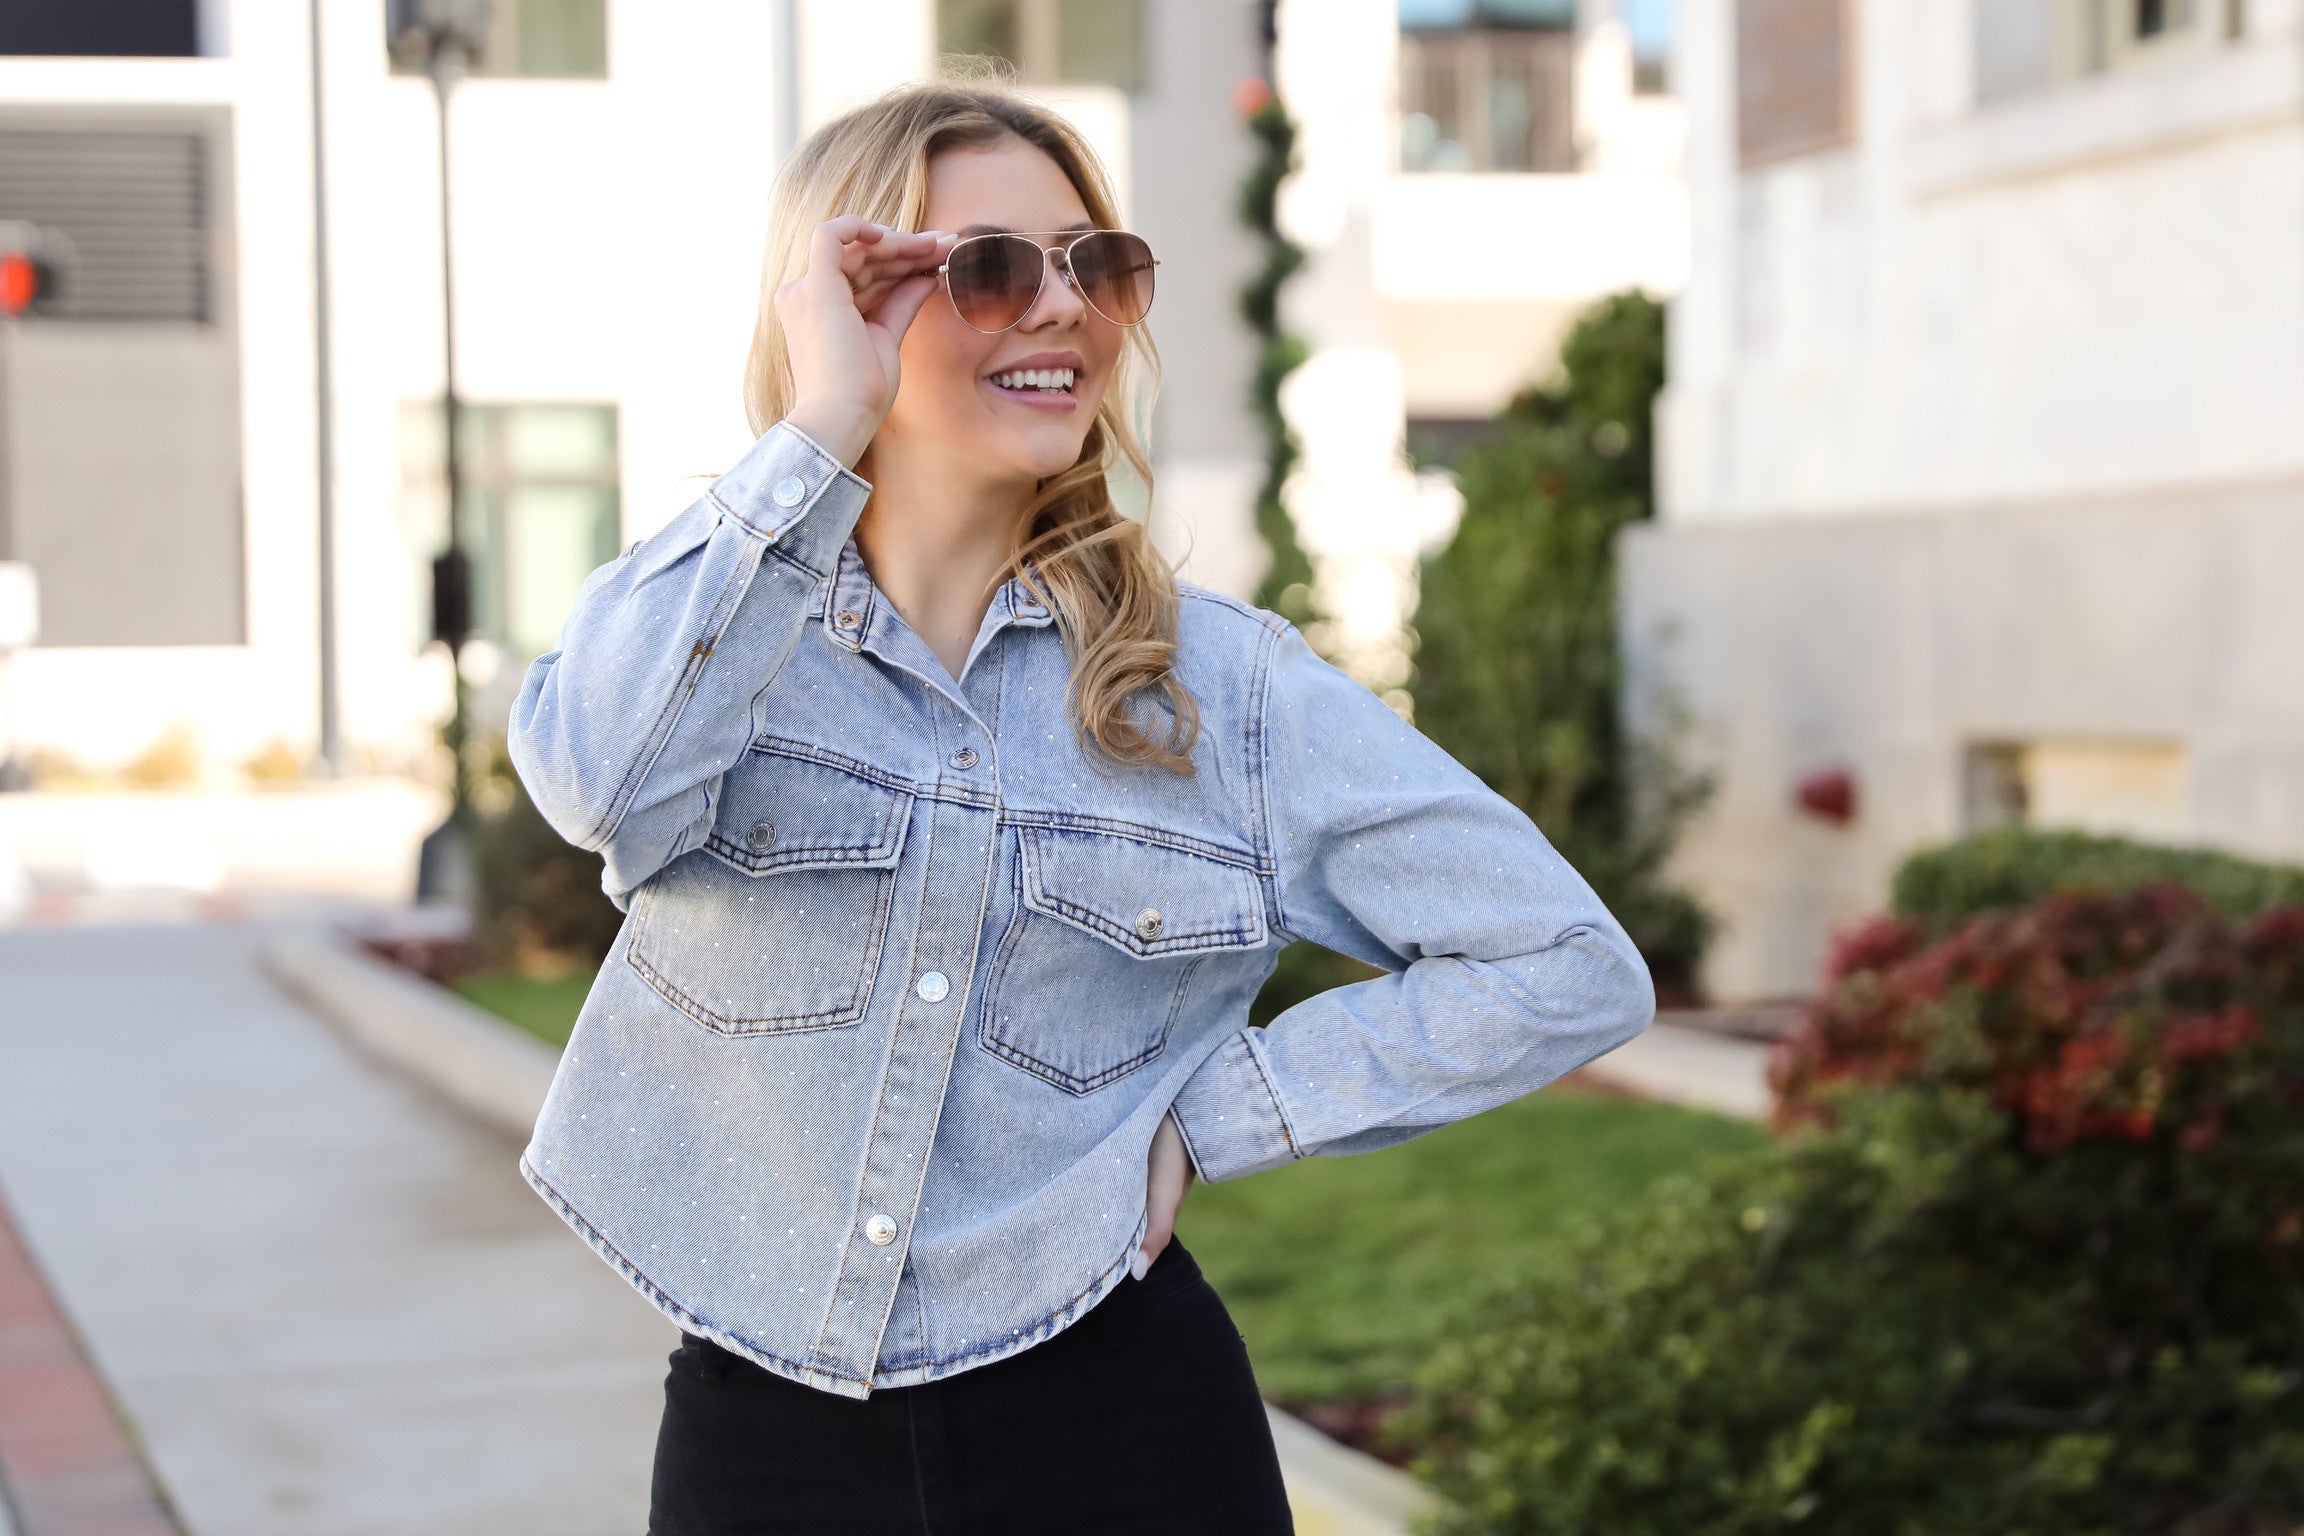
[2,2,2301,1533]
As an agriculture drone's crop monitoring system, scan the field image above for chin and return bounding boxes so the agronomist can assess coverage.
[995,426,1095,482]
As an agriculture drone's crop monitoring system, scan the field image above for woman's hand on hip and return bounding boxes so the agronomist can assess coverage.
[1136,1112,1196,1279]
[778,216,955,467]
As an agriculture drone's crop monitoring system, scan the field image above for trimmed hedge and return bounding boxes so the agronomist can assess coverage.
[1893,827,2304,931]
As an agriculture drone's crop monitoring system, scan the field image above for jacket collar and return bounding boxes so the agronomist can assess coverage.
[821,540,1053,656]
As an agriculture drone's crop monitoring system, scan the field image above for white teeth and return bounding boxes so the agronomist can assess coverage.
[991,367,1077,392]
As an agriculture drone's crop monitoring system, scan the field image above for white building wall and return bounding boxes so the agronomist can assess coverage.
[1640,0,2304,1001]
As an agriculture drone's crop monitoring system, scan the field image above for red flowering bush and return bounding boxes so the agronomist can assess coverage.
[1773,884,2304,1159]
[1409,886,2304,1534]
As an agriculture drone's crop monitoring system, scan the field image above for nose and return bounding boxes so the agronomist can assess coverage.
[1018,243,1088,329]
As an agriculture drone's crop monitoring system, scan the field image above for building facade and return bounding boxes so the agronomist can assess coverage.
[1632,0,2304,999]
[1273,0,1688,691]
[0,0,1265,781]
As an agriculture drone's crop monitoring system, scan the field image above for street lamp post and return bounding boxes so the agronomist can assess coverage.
[390,0,492,904]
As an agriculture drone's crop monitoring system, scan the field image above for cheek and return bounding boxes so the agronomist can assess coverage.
[897,308,993,415]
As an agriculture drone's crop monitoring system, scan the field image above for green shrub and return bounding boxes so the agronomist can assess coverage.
[1411,291,1712,1002]
[471,745,623,972]
[1406,886,2304,1535]
[1893,827,2304,932]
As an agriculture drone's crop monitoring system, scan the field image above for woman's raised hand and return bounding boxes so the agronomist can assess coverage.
[778,216,955,468]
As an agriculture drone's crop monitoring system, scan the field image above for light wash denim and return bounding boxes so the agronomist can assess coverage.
[508,418,1655,1399]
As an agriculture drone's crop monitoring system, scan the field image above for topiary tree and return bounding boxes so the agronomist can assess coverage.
[1407,884,2304,1534]
[1234,77,1316,627]
[1410,290,1711,1002]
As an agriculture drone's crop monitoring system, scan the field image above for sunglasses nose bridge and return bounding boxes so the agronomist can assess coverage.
[1020,240,1086,323]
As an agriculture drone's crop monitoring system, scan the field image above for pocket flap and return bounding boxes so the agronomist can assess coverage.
[705,750,912,875]
[1019,826,1267,957]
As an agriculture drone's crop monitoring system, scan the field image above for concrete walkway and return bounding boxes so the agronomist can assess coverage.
[0,925,668,1536]
[1582,1017,1776,1121]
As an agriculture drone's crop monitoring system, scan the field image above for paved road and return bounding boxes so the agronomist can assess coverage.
[0,925,670,1536]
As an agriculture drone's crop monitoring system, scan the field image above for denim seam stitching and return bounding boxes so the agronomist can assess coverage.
[1002,811,1264,872]
[624,861,898,1034]
[585,550,756,847]
[1238,1025,1305,1158]
[892,1238,1137,1378]
[1018,829,1267,954]
[519,1154,865,1388]
[1247,617,1285,934]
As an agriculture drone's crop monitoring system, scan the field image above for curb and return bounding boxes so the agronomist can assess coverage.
[1266,1405,1436,1536]
[259,928,1441,1534]
[259,929,556,1142]
[0,1180,183,1536]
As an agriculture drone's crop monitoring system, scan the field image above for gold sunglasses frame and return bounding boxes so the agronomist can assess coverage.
[935,229,1161,334]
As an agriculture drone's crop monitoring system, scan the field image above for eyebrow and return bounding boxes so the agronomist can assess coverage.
[952,220,1097,237]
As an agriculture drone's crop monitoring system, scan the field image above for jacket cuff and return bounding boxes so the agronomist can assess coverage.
[707,419,873,574]
[1168,1029,1302,1183]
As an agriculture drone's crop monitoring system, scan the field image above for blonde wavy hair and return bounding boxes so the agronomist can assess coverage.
[743,82,1199,775]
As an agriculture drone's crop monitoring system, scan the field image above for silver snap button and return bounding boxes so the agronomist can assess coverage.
[771,474,806,508]
[948,747,979,771]
[915,971,950,1003]
[864,1213,898,1246]
[834,609,863,632]
[744,820,776,854]
[1135,908,1164,942]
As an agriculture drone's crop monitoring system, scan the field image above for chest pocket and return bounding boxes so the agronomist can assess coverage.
[978,825,1268,1094]
[627,751,912,1036]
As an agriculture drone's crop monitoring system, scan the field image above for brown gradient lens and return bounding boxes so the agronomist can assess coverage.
[1065,231,1156,326]
[944,233,1048,333]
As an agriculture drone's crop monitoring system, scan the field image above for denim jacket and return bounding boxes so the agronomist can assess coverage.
[508,419,1654,1399]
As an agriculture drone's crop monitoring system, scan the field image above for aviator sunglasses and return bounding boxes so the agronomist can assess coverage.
[938,228,1159,333]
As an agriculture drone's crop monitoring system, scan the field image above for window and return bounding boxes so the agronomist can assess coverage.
[1398,27,1576,173]
[1623,0,1675,94]
[400,403,620,658]
[388,0,608,80]
[0,109,242,648]
[0,126,213,322]
[0,0,198,57]
[936,0,1144,91]
[1974,0,2246,104]
[1735,0,1852,167]
[1963,740,2190,843]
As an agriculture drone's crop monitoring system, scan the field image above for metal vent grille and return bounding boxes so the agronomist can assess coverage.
[0,129,212,322]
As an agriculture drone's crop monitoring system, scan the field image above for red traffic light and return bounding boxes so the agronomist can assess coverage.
[0,252,49,318]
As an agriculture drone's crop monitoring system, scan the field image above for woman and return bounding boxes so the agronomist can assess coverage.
[509,82,1653,1535]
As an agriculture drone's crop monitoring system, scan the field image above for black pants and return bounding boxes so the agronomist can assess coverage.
[646,1238,1294,1535]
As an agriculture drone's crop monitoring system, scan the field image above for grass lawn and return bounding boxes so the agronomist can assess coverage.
[453,970,595,1049]
[1177,1084,1767,1406]
[455,969,1764,1412]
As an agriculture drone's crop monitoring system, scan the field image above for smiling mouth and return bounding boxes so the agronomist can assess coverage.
[986,366,1077,396]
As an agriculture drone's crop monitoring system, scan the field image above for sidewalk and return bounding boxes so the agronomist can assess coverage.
[0,924,669,1536]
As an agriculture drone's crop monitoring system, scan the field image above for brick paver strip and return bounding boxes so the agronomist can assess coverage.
[0,1182,180,1536]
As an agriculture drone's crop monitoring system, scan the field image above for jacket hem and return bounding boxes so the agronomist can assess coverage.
[518,1150,1154,1398]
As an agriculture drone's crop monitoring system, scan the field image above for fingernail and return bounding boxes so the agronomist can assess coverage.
[1129,1247,1150,1282]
